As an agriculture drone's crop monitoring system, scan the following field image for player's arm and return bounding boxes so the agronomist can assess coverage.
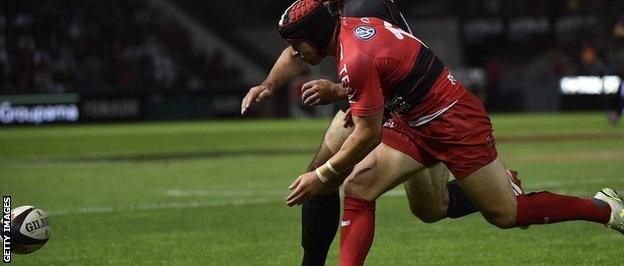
[322,111,382,175]
[323,59,385,174]
[286,110,382,206]
[241,46,308,115]
[286,55,383,206]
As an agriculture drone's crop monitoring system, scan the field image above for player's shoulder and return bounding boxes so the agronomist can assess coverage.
[342,0,411,32]
[339,17,395,60]
[340,17,393,48]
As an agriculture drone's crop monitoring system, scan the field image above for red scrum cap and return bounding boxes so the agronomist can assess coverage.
[278,0,340,57]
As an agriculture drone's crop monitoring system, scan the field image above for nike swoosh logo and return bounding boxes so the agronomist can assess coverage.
[341,220,351,227]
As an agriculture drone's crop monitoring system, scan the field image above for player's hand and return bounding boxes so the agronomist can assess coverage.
[241,84,274,116]
[301,79,342,106]
[286,171,324,207]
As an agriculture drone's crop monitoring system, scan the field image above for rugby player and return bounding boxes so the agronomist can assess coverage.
[242,1,522,265]
[274,1,624,265]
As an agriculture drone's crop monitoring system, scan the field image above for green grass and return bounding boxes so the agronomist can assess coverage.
[1,112,623,265]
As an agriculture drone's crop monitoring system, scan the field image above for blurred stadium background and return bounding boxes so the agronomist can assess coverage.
[1,0,624,265]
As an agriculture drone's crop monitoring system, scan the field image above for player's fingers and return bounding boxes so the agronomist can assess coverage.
[241,88,263,115]
[311,97,322,106]
[287,184,302,200]
[286,188,302,206]
[257,89,273,101]
[289,176,303,190]
[301,87,317,102]
[303,95,318,106]
[241,95,252,115]
[301,80,316,92]
[287,190,308,207]
[304,94,319,106]
[241,99,254,116]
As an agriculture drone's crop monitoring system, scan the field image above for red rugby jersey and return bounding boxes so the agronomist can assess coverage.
[336,17,466,122]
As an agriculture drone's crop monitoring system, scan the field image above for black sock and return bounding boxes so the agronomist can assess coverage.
[301,191,340,266]
[446,180,478,218]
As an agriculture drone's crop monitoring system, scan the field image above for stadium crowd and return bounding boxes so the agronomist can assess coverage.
[0,0,242,95]
[209,0,623,78]
[1,0,622,100]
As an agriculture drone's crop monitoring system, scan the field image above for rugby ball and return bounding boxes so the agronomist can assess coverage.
[8,206,51,254]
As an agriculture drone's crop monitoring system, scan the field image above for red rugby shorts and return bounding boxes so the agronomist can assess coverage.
[381,92,497,179]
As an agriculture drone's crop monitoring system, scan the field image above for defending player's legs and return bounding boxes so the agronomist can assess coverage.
[403,163,449,223]
[302,110,353,266]
[301,143,340,266]
[306,109,354,194]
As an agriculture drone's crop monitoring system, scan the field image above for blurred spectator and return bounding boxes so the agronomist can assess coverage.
[483,59,503,108]
[578,42,605,75]
[615,18,624,38]
[608,16,624,126]
[0,0,243,95]
[611,17,624,76]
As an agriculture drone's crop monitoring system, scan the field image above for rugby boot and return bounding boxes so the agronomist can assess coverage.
[594,188,624,234]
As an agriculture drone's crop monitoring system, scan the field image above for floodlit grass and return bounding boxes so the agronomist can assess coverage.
[1,112,623,265]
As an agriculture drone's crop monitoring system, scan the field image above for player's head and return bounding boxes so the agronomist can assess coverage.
[278,0,339,65]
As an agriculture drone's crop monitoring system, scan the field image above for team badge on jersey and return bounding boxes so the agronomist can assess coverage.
[354,25,376,41]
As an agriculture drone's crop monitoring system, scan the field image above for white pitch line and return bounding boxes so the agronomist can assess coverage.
[165,189,287,197]
[166,189,408,198]
[527,178,620,188]
[50,177,622,217]
[48,198,273,216]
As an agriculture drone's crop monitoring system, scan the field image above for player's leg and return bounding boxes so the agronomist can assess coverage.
[439,92,618,230]
[340,137,426,266]
[427,91,616,229]
[454,157,518,228]
[403,163,450,223]
[458,156,619,229]
[302,110,353,266]
[403,163,524,223]
[303,110,479,265]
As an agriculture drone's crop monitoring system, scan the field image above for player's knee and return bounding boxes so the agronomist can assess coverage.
[484,210,516,229]
[343,179,376,201]
[343,181,363,199]
[411,208,446,223]
[409,203,446,223]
